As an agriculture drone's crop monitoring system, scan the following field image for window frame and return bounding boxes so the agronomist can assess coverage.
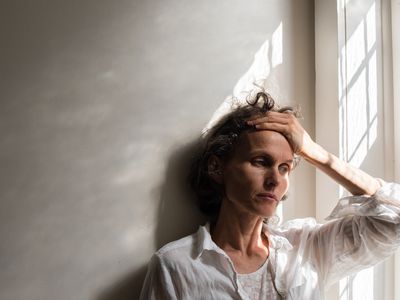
[315,0,399,299]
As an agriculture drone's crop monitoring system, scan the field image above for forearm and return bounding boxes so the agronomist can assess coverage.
[247,112,382,195]
[301,142,381,196]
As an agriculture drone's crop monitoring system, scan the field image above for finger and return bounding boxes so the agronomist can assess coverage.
[266,111,293,117]
[247,116,269,125]
[265,111,294,122]
[246,115,267,122]
[248,114,289,125]
[253,122,288,133]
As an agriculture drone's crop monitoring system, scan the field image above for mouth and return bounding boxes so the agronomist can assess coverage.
[256,193,278,202]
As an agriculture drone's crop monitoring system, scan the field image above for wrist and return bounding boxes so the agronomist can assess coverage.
[299,141,330,166]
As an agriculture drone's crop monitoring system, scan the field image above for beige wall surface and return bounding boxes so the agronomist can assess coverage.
[0,1,314,299]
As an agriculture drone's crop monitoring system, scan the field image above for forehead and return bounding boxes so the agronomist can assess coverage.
[235,130,294,159]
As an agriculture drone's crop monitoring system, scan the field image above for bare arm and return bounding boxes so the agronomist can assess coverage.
[247,112,381,196]
[299,140,380,195]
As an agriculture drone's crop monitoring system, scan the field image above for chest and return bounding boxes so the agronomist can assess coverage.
[228,252,269,274]
[224,243,270,273]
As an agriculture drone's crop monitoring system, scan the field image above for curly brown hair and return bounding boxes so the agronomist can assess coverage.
[188,92,300,221]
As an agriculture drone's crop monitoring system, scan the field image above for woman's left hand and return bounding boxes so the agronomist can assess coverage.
[247,111,315,156]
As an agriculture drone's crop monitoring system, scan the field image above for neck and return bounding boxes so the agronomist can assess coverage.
[211,199,269,255]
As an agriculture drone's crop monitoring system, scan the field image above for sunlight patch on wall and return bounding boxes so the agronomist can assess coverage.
[203,21,283,133]
[272,22,283,68]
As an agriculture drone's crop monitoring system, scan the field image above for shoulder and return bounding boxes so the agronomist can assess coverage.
[141,234,200,299]
[273,217,320,234]
[157,233,196,255]
[268,217,322,246]
[152,230,199,267]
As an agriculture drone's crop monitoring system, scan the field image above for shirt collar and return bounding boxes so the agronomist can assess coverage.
[194,223,225,259]
[194,222,293,259]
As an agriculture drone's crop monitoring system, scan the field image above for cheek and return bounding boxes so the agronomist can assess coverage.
[224,165,263,196]
[279,176,290,195]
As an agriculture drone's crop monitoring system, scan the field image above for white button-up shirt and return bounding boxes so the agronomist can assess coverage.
[140,182,400,299]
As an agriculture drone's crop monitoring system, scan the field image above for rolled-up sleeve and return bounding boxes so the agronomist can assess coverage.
[306,181,400,286]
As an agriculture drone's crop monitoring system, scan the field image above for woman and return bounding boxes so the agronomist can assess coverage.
[140,92,400,299]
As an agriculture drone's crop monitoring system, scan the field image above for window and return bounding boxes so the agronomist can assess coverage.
[316,0,399,299]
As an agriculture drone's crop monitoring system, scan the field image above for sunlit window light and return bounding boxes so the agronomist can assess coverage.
[275,203,283,226]
[340,277,350,300]
[350,267,374,300]
[366,3,376,52]
[368,51,378,121]
[347,69,368,167]
[339,0,378,299]
[347,20,366,83]
[340,0,353,10]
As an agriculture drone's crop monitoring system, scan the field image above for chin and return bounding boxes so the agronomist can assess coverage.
[259,205,278,217]
[257,209,276,219]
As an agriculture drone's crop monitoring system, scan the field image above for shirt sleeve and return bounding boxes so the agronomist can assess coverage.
[139,254,178,300]
[306,181,400,286]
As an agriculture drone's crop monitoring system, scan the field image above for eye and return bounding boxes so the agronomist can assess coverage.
[278,164,291,174]
[252,157,267,166]
[251,156,275,168]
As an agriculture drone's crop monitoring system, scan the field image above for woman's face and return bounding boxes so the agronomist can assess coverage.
[221,130,294,217]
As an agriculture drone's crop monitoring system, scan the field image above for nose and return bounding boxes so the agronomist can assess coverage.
[264,168,279,189]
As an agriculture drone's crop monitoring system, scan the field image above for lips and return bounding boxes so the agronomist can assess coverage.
[256,193,278,202]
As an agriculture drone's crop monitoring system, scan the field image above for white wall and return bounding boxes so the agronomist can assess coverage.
[0,1,315,299]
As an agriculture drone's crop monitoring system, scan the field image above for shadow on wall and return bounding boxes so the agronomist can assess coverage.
[95,20,290,298]
[96,265,147,300]
[97,138,207,300]
[155,138,208,250]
